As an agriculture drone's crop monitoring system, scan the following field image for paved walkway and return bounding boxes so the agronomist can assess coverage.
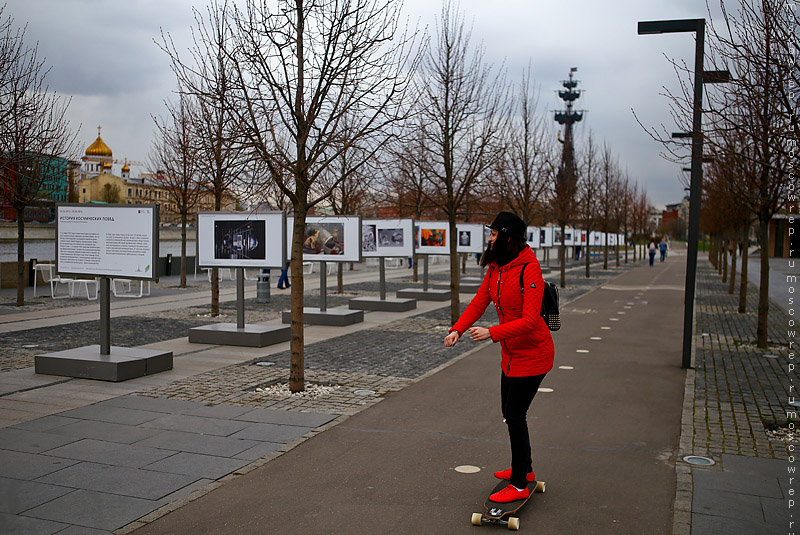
[0,248,794,534]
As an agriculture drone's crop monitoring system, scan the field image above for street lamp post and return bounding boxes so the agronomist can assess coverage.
[638,18,728,370]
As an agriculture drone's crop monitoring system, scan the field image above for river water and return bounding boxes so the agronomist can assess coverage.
[0,239,197,262]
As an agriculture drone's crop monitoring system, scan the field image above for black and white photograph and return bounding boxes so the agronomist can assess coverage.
[459,230,471,247]
[378,228,404,247]
[214,220,266,260]
[362,224,377,252]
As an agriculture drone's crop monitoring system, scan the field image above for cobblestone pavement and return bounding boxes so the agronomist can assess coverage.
[692,259,797,461]
[135,263,636,416]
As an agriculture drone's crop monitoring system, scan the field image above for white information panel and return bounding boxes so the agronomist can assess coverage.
[56,204,158,280]
[564,228,575,246]
[539,227,553,248]
[415,221,451,255]
[456,223,485,254]
[526,226,541,249]
[197,211,285,269]
[287,215,362,263]
[589,231,606,246]
[553,227,563,247]
[361,218,414,258]
[578,230,587,245]
[608,233,618,247]
[618,233,625,246]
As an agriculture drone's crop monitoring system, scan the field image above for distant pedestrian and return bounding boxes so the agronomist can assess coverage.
[659,238,668,262]
[277,260,291,289]
[444,211,554,504]
[648,238,657,266]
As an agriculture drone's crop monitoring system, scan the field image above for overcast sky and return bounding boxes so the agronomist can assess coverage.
[5,0,726,210]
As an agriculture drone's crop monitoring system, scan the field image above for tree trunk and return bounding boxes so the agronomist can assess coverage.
[16,216,25,306]
[559,223,566,288]
[756,219,770,348]
[180,214,188,288]
[738,224,749,314]
[412,253,418,282]
[290,206,308,392]
[211,268,219,315]
[615,240,620,267]
[585,230,591,278]
[722,238,728,284]
[729,235,737,295]
[449,218,460,325]
[603,240,608,270]
[337,263,343,294]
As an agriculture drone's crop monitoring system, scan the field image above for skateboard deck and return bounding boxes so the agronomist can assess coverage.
[471,479,545,530]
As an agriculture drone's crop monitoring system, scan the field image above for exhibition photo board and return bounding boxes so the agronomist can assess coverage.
[539,227,554,248]
[361,218,414,258]
[526,226,541,249]
[287,215,362,263]
[56,203,159,280]
[456,223,485,254]
[415,221,450,255]
[197,211,286,269]
[563,228,575,246]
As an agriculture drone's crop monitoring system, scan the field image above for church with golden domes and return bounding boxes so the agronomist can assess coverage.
[76,127,237,224]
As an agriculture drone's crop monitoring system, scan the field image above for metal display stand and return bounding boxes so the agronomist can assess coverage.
[349,257,417,312]
[35,277,173,382]
[282,261,364,326]
[396,255,451,301]
[190,268,290,347]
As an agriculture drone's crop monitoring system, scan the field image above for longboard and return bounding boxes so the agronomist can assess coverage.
[471,479,546,530]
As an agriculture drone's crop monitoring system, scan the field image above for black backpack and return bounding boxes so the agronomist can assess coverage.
[519,263,561,331]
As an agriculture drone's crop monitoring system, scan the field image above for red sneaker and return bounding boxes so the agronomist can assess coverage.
[489,484,530,503]
[493,469,535,482]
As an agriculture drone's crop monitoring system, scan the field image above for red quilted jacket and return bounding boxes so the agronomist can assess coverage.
[450,246,554,377]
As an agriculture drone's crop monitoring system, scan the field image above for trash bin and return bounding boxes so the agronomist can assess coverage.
[166,254,173,277]
[257,268,271,303]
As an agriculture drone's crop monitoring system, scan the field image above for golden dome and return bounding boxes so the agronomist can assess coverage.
[102,160,112,169]
[85,126,112,158]
[121,163,130,173]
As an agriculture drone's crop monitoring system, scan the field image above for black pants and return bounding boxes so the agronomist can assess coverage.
[501,372,547,489]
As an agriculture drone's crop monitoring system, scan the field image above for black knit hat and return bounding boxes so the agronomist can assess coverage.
[487,211,526,242]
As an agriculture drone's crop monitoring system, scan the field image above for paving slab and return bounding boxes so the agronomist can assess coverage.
[96,394,201,414]
[692,512,784,535]
[8,415,76,433]
[143,452,251,479]
[0,477,73,514]
[133,430,260,457]
[693,468,784,499]
[20,489,158,531]
[44,438,176,468]
[56,404,166,426]
[140,414,251,437]
[0,512,68,535]
[47,419,163,444]
[34,461,199,501]
[228,422,313,443]
[235,407,337,427]
[232,441,284,461]
[0,427,79,454]
[0,449,78,480]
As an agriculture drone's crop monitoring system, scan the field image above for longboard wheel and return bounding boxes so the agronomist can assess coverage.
[471,512,483,526]
[508,517,520,530]
[535,481,546,493]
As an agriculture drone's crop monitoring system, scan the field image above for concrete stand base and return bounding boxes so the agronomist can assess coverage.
[282,307,364,327]
[35,345,173,382]
[188,323,291,347]
[396,288,451,301]
[348,296,417,312]
[432,282,481,293]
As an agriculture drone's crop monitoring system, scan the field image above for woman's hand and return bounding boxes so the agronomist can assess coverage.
[468,326,491,342]
[444,331,460,347]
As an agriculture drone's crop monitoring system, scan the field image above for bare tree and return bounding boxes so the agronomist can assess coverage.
[411,0,508,324]
[0,7,76,306]
[227,0,420,391]
[705,0,796,347]
[159,1,251,315]
[598,142,619,270]
[494,64,554,225]
[577,132,601,277]
[150,92,202,288]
